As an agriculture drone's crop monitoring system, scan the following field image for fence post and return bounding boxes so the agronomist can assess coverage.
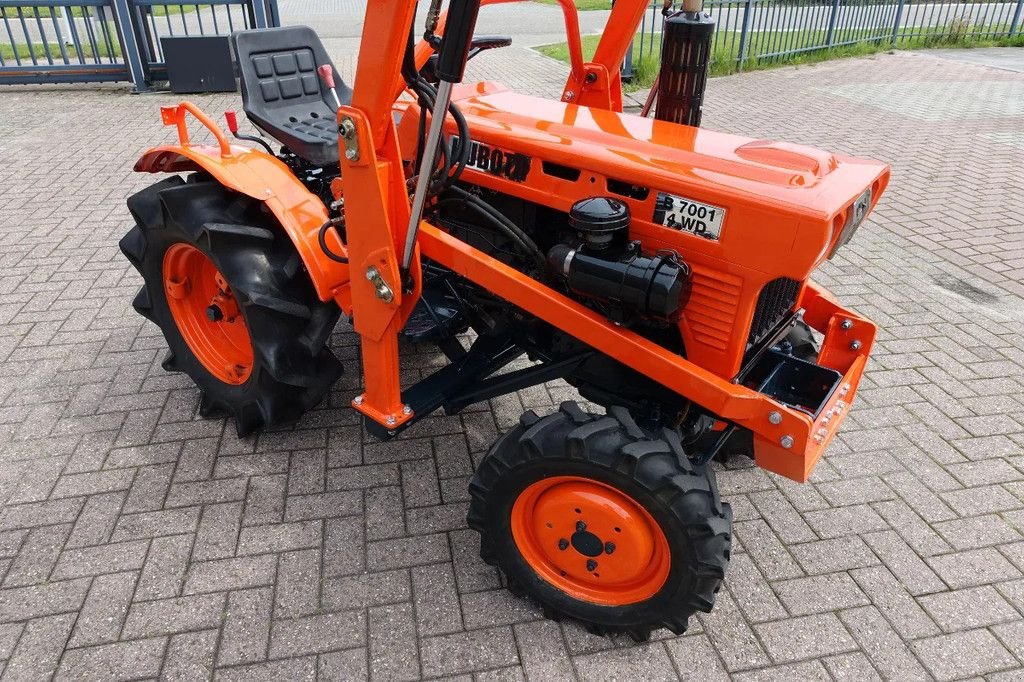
[1010,0,1023,37]
[110,0,148,92]
[890,0,906,45]
[622,40,635,80]
[736,0,755,71]
[825,0,841,47]
[251,0,268,28]
[266,0,281,27]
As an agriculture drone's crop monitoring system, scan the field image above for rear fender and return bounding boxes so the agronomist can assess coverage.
[134,144,351,309]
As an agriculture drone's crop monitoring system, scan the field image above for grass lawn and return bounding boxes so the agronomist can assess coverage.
[537,26,1024,89]
[533,0,613,10]
[2,4,196,18]
[0,39,121,61]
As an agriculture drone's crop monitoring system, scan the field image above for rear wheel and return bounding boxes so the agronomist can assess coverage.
[119,175,342,436]
[468,402,732,640]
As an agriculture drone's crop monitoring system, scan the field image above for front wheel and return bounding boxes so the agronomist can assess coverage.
[468,402,732,640]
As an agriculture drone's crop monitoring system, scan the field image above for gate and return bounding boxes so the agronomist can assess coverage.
[0,0,279,90]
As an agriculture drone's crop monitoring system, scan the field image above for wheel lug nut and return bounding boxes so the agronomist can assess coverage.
[575,521,586,532]
[558,539,568,551]
[206,304,223,322]
[604,542,615,555]
[586,559,597,572]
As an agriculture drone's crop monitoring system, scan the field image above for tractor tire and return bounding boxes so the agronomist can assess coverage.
[119,174,342,437]
[468,402,732,640]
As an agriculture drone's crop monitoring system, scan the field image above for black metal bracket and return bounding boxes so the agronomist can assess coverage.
[690,423,739,466]
[366,333,590,439]
[444,351,591,414]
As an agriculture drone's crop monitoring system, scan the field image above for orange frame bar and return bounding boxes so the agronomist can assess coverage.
[418,223,875,482]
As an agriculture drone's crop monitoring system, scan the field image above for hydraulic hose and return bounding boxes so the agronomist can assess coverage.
[443,185,546,271]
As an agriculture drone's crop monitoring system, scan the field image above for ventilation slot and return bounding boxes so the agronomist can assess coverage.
[607,179,649,200]
[541,162,582,182]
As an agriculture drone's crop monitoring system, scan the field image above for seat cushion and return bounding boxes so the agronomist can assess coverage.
[232,26,352,166]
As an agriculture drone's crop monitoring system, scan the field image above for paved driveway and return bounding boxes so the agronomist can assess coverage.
[0,45,1022,680]
[930,47,1024,73]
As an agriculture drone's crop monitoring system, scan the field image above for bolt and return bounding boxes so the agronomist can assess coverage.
[345,148,358,161]
[840,319,853,330]
[558,538,569,551]
[850,340,863,351]
[584,72,597,84]
[768,411,782,425]
[780,435,794,449]
[604,542,615,555]
[366,266,378,281]
[205,305,223,322]
[353,395,364,406]
[403,405,412,415]
[386,415,396,426]
[564,90,575,101]
[586,559,598,572]
[575,521,586,532]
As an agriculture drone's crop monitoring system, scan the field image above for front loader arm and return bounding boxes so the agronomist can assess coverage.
[418,224,874,483]
[403,0,649,112]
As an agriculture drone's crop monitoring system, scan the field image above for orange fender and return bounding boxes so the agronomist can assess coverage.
[133,103,351,309]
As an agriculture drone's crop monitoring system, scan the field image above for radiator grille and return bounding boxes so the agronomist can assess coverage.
[749,278,801,345]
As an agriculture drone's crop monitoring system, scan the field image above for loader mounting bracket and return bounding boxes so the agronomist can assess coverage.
[365,333,592,439]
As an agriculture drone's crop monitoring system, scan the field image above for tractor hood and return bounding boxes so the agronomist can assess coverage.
[418,83,891,280]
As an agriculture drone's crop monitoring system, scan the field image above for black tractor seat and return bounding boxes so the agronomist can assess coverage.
[231,26,351,166]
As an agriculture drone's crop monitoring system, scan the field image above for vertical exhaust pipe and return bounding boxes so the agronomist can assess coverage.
[655,0,715,127]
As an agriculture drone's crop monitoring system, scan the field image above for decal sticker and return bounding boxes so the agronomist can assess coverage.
[653,192,726,241]
[456,139,532,183]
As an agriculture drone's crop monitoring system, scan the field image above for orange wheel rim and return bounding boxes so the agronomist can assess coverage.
[511,475,671,606]
[162,243,253,385]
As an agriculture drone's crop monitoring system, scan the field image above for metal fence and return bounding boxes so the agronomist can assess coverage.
[628,0,1024,74]
[0,0,278,90]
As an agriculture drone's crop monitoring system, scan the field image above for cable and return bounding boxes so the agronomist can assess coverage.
[318,219,349,264]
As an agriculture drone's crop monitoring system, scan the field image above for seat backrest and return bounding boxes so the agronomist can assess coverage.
[231,26,352,166]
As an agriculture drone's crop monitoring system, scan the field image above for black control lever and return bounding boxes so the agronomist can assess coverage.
[468,35,512,58]
[422,35,512,83]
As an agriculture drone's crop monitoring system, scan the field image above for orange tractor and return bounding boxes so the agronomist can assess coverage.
[121,0,888,639]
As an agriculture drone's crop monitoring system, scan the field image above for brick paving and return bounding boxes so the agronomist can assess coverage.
[1,42,1023,681]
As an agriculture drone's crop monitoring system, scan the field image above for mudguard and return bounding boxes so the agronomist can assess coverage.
[133,102,351,308]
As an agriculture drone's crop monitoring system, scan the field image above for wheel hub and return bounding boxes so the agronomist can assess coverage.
[570,526,604,557]
[510,476,671,606]
[162,243,253,385]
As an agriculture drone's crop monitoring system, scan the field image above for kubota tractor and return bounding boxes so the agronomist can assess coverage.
[120,0,888,640]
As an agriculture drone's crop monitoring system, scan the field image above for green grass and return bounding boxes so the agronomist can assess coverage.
[0,38,121,61]
[537,24,1024,90]
[1,5,196,18]
[533,0,613,10]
